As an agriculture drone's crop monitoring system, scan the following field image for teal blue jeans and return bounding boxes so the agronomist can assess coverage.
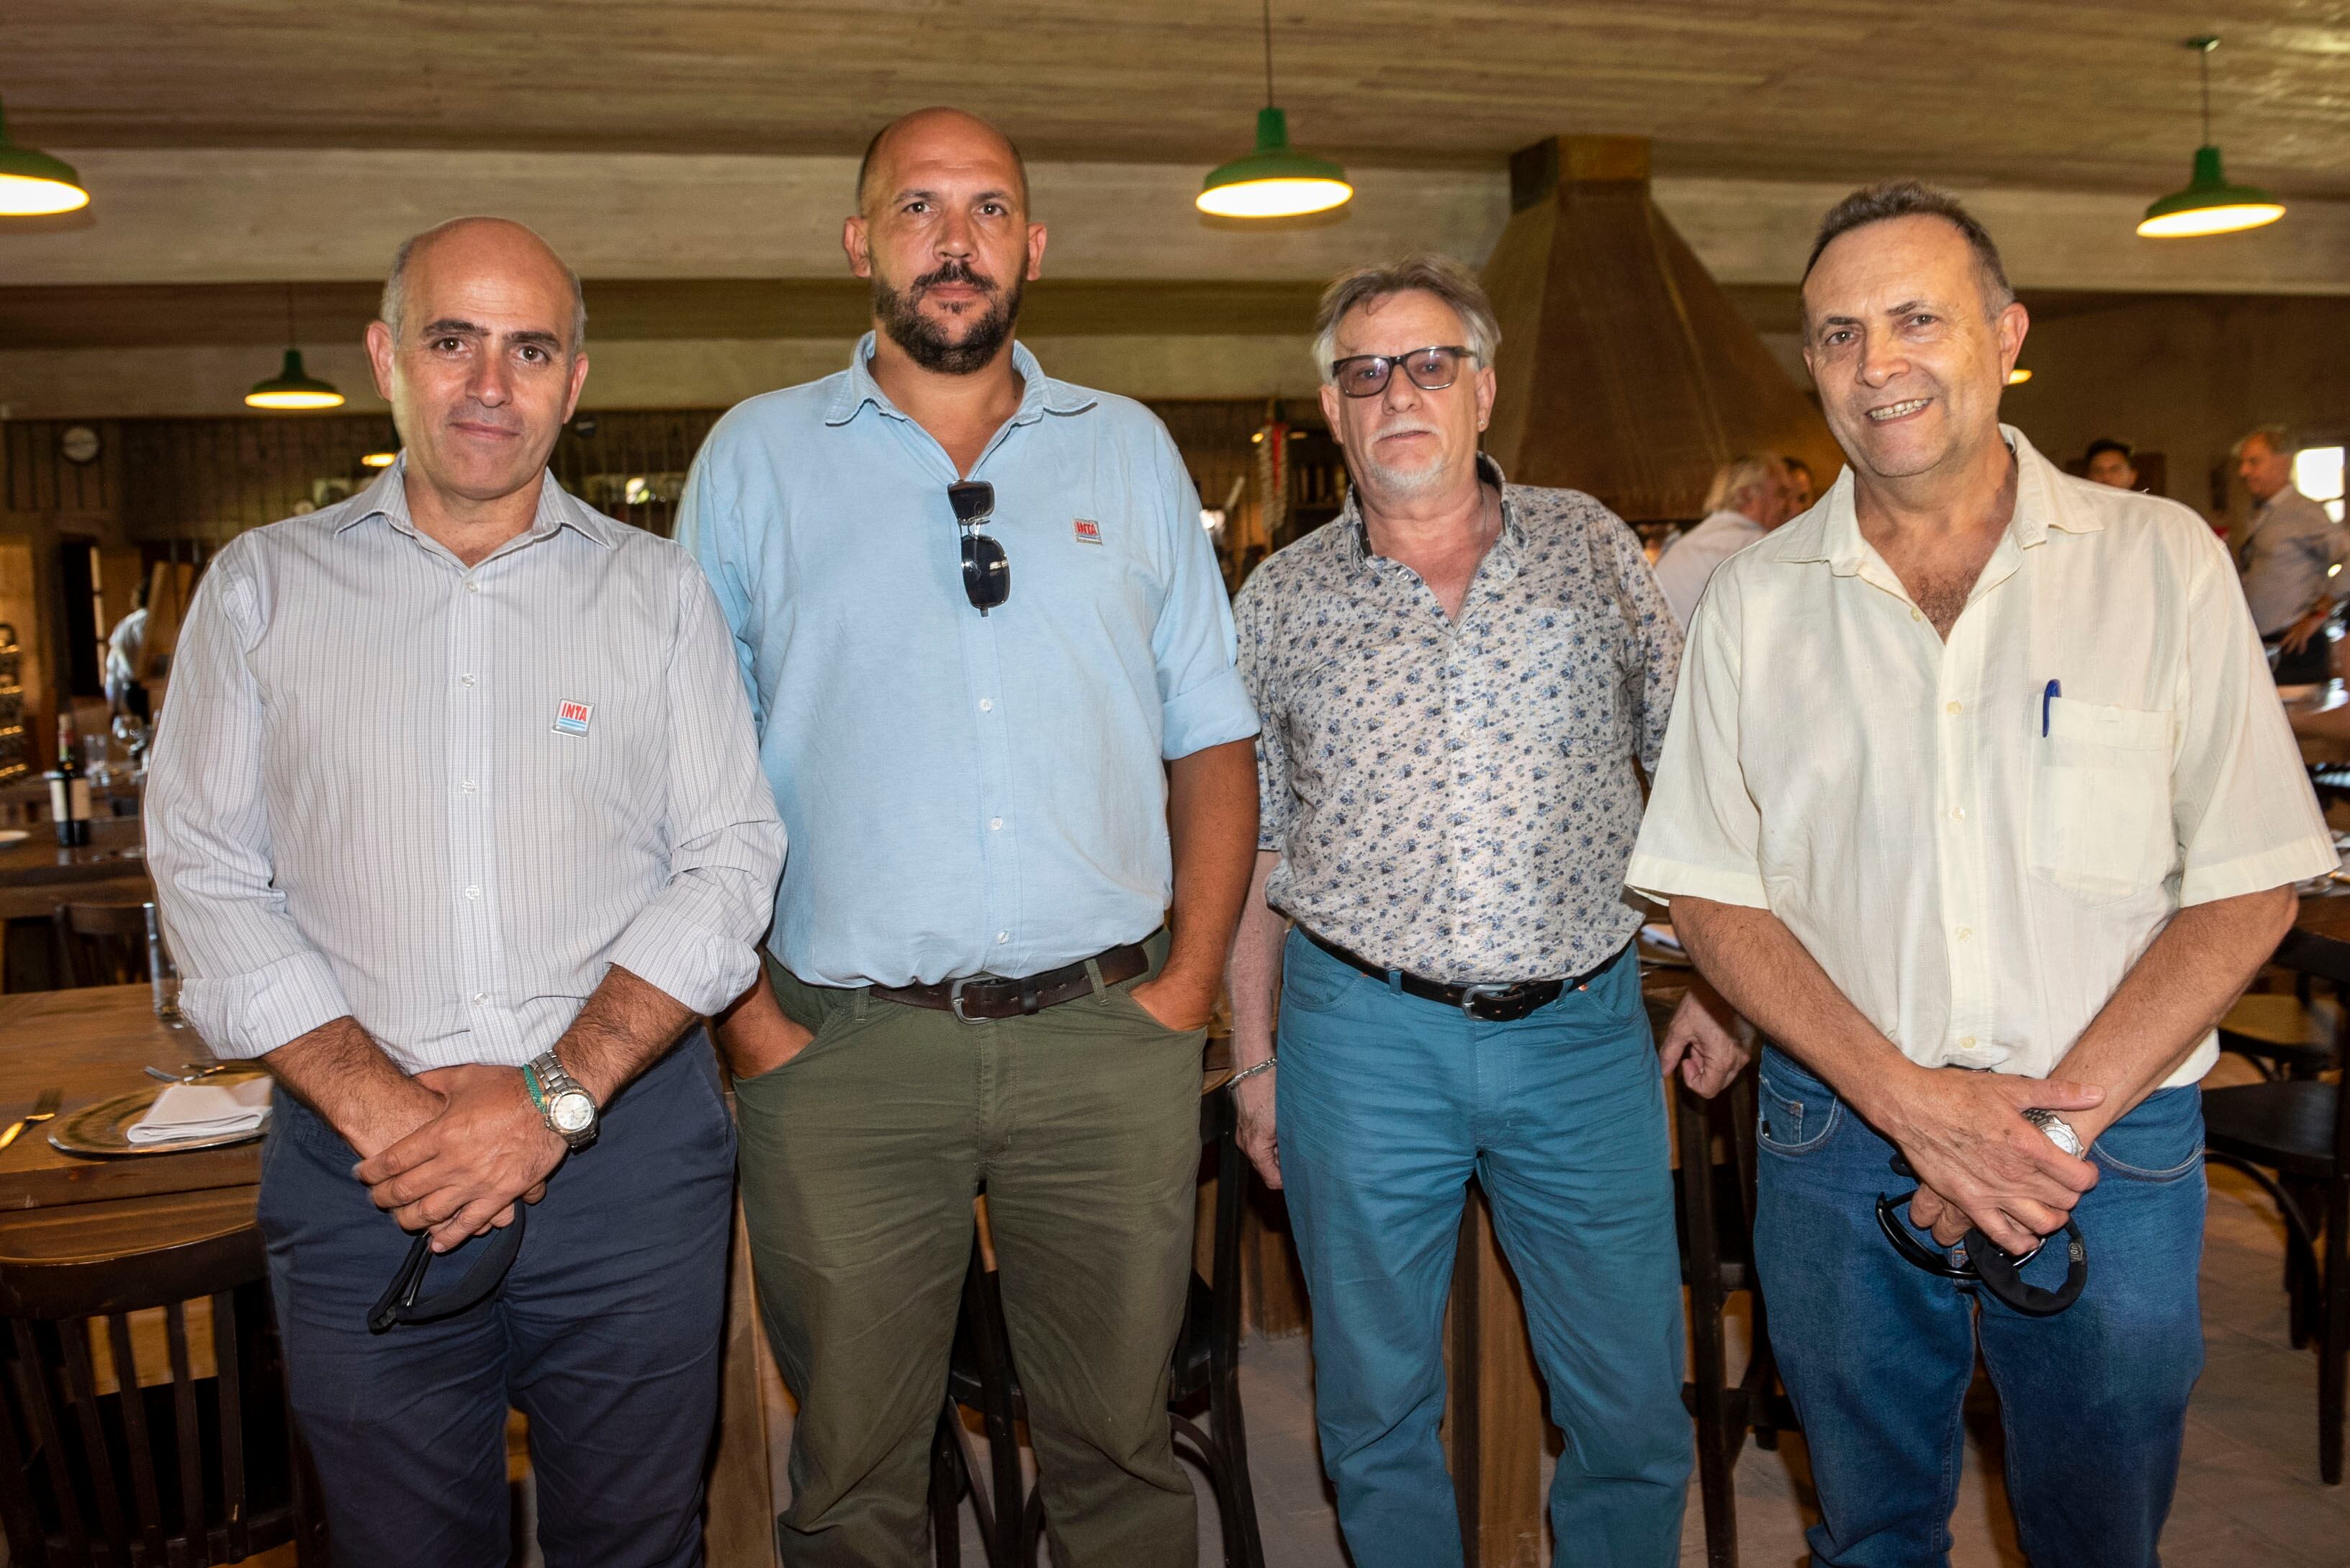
[1275,929,1691,1568]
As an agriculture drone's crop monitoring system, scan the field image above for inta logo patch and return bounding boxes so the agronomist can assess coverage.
[1072,518,1102,544]
[552,699,593,737]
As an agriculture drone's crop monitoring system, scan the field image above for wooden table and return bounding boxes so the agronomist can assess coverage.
[0,816,152,926]
[0,985,778,1567]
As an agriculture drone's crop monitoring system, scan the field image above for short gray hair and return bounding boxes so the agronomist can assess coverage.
[1704,454,1785,515]
[379,218,588,352]
[2234,423,2297,461]
[1312,256,1502,384]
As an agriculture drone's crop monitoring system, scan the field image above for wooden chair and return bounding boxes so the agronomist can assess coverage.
[2217,985,2341,1081]
[2203,927,2350,1485]
[931,1083,1266,1568]
[0,1189,326,1566]
[1671,1055,1797,1568]
[49,902,152,990]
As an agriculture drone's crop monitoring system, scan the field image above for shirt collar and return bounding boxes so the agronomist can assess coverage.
[1337,451,1521,569]
[335,454,618,552]
[822,331,1099,428]
[1765,423,2094,575]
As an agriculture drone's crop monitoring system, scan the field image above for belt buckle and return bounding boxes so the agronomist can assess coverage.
[948,976,990,1025]
[1458,983,1515,1021]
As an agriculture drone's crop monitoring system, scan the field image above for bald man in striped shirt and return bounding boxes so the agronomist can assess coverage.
[147,217,783,1568]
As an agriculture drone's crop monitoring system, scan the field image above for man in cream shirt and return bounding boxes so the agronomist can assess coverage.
[1628,181,2332,1568]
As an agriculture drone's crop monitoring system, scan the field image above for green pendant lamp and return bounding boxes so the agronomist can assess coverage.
[2138,37,2284,239]
[0,96,89,217]
[246,286,345,410]
[1197,0,1351,219]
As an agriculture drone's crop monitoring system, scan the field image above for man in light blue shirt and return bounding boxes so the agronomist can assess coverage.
[678,107,1259,1568]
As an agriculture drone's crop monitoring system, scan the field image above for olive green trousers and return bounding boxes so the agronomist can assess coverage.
[737,937,1205,1568]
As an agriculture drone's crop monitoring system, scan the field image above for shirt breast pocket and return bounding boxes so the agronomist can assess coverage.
[1518,628,1621,759]
[2027,697,2176,905]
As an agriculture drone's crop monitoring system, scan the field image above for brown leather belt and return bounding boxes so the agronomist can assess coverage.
[873,942,1151,1022]
[1300,925,1607,1023]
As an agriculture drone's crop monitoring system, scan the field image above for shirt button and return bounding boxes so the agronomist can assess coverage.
[465,580,481,595]
[1950,806,1966,821]
[472,992,488,1005]
[978,698,995,713]
[1945,700,1961,716]
[989,817,1004,830]
[1960,1035,1976,1049]
[464,885,481,901]
[996,931,1009,944]
[1911,608,1922,621]
[1955,927,1972,942]
[461,674,477,687]
[462,780,477,794]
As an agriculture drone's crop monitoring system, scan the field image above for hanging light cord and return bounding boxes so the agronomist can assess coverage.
[1261,0,1275,108]
[2199,41,2213,144]
[284,284,297,351]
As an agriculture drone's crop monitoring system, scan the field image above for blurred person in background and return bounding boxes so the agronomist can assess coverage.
[1652,453,1796,628]
[2084,438,2140,491]
[2234,424,2345,686]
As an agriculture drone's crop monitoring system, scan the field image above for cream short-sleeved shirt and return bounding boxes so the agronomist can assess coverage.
[1626,427,2334,1087]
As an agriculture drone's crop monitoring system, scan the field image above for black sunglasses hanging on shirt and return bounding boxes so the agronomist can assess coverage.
[947,480,1011,616]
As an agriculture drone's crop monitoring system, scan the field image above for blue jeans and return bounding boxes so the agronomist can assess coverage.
[1275,929,1691,1568]
[1752,1047,2207,1568]
[258,1035,738,1568]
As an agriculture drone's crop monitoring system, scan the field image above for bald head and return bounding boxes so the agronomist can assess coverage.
[380,217,586,353]
[857,107,1030,217]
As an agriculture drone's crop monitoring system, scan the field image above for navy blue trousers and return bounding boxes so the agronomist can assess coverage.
[258,1035,737,1568]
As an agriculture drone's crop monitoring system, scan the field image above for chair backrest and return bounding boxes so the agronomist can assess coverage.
[0,1202,323,1568]
[49,903,151,991]
[2273,927,2350,1170]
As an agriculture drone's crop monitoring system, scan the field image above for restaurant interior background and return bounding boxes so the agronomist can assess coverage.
[1,4,2349,1566]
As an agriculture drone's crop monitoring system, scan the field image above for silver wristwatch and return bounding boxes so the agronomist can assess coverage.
[2022,1107,2084,1158]
[527,1051,599,1150]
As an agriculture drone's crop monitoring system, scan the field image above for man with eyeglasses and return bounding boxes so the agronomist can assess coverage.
[676,107,1259,1568]
[1225,256,1715,1567]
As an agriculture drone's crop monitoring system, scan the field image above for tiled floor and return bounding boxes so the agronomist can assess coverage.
[927,1056,2350,1567]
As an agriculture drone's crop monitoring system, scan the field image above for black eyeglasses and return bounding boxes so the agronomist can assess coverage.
[1328,345,1478,399]
[947,480,1011,616]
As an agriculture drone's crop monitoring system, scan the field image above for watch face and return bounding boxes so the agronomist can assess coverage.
[552,1091,595,1135]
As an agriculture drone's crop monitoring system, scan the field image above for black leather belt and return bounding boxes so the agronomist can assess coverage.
[1299,927,1605,1023]
[874,941,1151,1022]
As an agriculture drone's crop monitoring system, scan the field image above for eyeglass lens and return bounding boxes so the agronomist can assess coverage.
[1332,346,1469,399]
[947,480,1011,614]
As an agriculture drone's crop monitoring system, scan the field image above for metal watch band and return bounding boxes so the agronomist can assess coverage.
[529,1050,598,1148]
[1227,1055,1276,1087]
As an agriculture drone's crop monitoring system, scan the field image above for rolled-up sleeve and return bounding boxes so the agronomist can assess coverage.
[1148,430,1260,760]
[2173,531,2334,905]
[1624,573,1770,910]
[603,560,787,1013]
[146,550,356,1058]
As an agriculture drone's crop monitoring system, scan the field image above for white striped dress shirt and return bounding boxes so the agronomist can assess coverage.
[146,460,785,1073]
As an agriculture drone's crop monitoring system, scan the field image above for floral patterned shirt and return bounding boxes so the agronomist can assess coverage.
[1235,459,1682,983]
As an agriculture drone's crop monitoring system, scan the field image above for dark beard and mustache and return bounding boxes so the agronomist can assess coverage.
[872,259,1024,375]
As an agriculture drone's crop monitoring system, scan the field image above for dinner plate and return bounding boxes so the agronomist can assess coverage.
[48,1066,272,1158]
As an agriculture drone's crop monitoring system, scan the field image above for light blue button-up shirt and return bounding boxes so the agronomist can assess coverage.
[679,335,1259,988]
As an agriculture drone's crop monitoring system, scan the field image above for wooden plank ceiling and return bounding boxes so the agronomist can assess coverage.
[6,1,2346,198]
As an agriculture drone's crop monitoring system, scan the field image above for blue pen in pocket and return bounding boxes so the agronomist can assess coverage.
[2041,678,2060,736]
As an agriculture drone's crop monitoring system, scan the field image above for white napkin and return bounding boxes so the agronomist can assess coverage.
[128,1077,272,1145]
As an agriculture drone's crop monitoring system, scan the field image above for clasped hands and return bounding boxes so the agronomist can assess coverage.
[350,1065,569,1254]
[1883,1067,2104,1256]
